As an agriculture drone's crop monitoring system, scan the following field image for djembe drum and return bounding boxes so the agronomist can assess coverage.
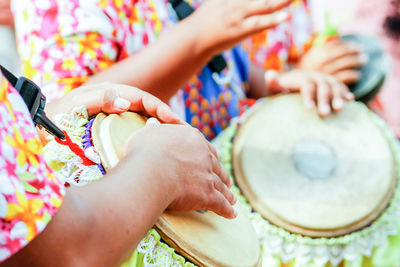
[214,94,400,267]
[43,107,262,267]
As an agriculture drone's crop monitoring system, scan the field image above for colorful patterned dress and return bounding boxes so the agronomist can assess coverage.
[244,0,314,71]
[13,0,249,140]
[0,75,65,263]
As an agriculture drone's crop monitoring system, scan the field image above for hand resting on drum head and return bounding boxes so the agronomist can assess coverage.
[124,122,237,216]
[3,83,236,267]
[263,69,355,117]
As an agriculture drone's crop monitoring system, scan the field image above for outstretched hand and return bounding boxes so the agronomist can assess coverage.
[191,0,293,55]
[266,70,354,116]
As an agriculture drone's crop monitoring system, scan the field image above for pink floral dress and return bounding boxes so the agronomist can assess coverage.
[244,0,315,71]
[0,75,65,263]
[13,0,249,140]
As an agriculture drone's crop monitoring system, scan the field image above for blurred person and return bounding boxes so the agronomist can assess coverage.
[245,0,366,89]
[341,0,400,137]
[12,0,353,141]
[312,0,400,137]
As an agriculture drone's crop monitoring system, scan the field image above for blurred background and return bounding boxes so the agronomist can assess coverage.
[1,0,399,135]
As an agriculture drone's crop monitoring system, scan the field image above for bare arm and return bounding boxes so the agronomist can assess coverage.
[2,152,176,267]
[3,123,236,267]
[3,84,236,266]
[86,0,293,102]
[86,16,212,103]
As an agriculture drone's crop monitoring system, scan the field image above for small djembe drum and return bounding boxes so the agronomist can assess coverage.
[214,94,400,267]
[44,107,262,267]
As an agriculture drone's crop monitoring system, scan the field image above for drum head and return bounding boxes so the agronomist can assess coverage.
[155,205,261,267]
[342,34,388,103]
[233,95,396,237]
[92,112,261,266]
[92,112,147,171]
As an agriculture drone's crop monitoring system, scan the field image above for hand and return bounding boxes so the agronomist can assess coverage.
[191,0,293,55]
[267,70,354,116]
[46,82,182,124]
[298,40,366,84]
[125,123,237,219]
[0,0,13,27]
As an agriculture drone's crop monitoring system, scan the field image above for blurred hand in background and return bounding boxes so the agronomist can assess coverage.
[298,40,366,84]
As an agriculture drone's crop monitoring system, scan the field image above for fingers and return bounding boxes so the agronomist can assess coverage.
[300,81,316,110]
[76,83,183,124]
[313,75,332,117]
[322,54,366,75]
[207,190,237,219]
[195,131,232,188]
[327,76,347,112]
[245,0,293,16]
[146,117,161,125]
[334,70,361,84]
[211,151,233,188]
[311,74,352,116]
[242,11,289,33]
[320,42,361,66]
[213,175,236,205]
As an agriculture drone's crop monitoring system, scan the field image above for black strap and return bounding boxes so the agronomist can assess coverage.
[169,0,227,74]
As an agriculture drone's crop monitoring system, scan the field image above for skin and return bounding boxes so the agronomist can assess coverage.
[298,40,365,84]
[3,83,236,267]
[87,0,293,101]
[268,70,355,116]
[0,0,13,27]
[85,0,352,116]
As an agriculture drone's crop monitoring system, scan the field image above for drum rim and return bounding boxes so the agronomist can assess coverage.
[92,113,111,171]
[92,112,147,172]
[232,95,397,237]
[155,216,263,267]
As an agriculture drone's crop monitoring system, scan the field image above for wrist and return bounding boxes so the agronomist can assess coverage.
[185,11,218,60]
[123,148,178,206]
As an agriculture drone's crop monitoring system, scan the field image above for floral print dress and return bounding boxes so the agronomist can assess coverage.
[13,0,249,140]
[244,0,315,71]
[0,75,65,263]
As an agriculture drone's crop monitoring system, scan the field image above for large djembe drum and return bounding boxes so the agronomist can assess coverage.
[214,94,400,267]
[44,107,262,267]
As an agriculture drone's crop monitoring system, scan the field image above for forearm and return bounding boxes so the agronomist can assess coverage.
[3,153,175,267]
[86,15,214,103]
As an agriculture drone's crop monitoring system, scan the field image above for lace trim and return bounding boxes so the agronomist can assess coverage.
[213,102,400,266]
[43,106,103,186]
[137,230,196,267]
